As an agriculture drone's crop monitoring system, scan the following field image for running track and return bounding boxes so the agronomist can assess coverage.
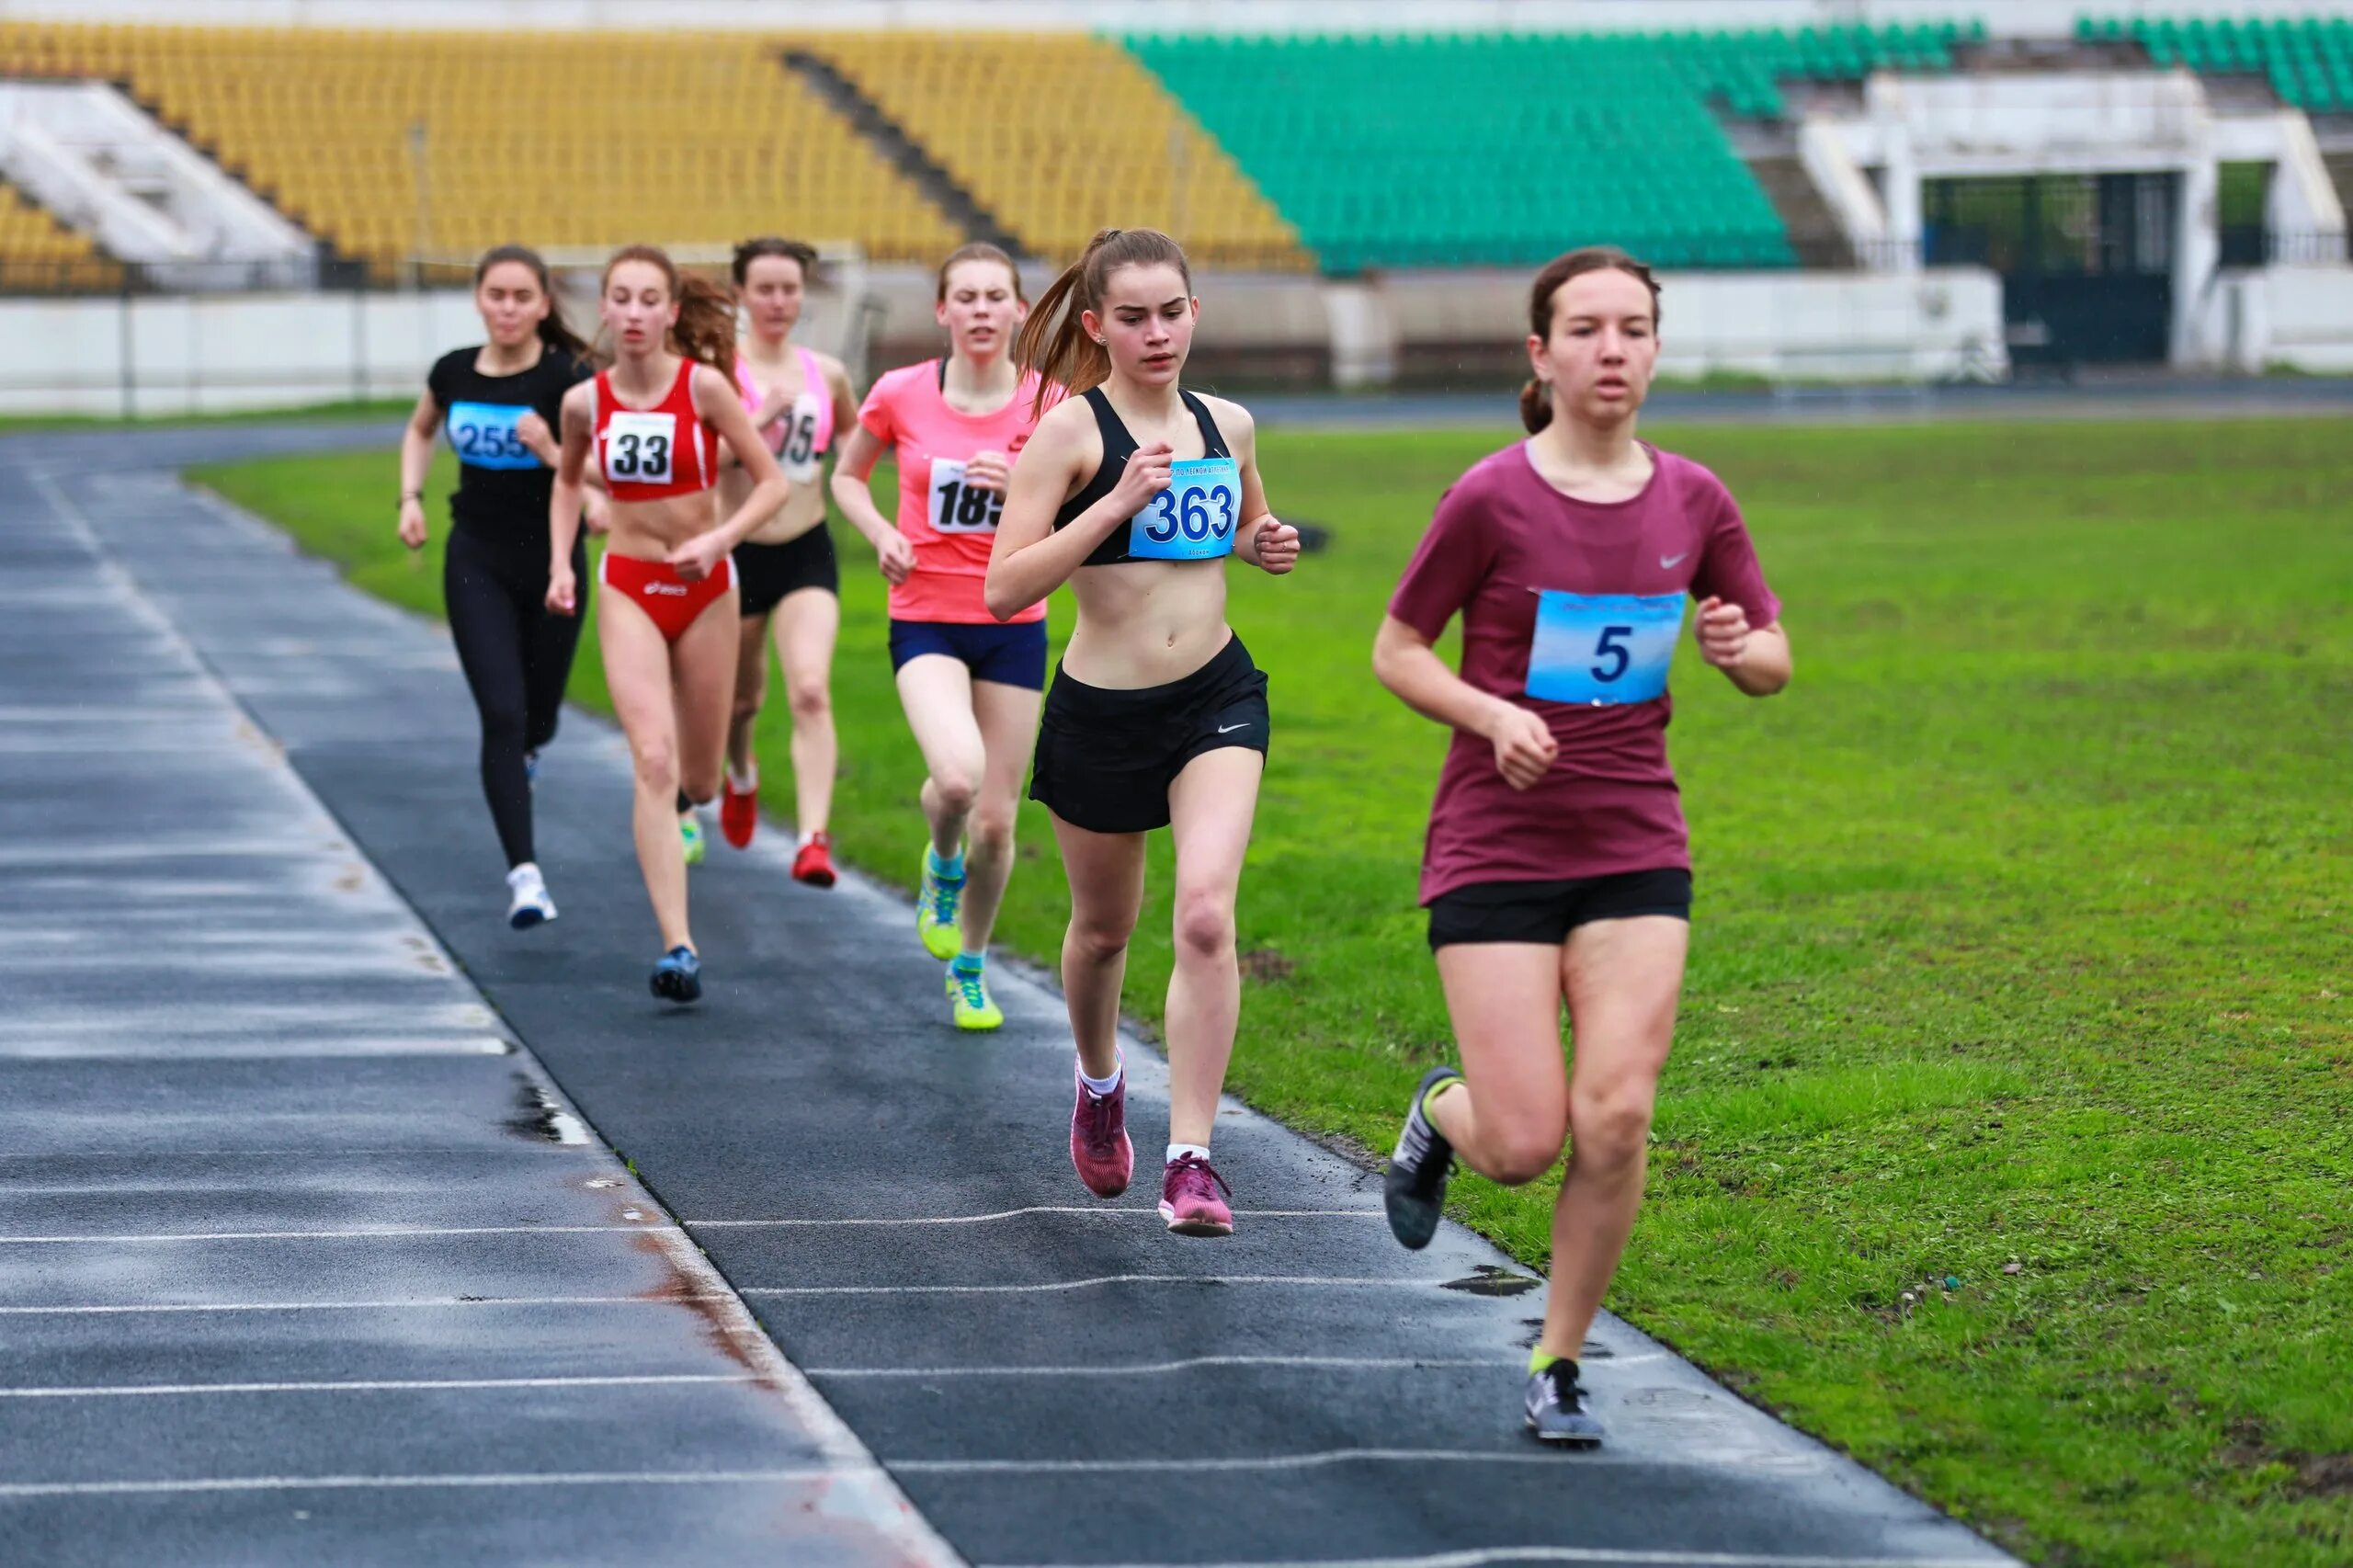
[0,421,2024,1567]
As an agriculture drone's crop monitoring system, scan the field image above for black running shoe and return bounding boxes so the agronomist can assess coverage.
[650,945,702,1004]
[1525,1359,1605,1447]
[1384,1065,1461,1250]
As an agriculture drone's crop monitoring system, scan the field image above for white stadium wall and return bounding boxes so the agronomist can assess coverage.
[0,268,2009,418]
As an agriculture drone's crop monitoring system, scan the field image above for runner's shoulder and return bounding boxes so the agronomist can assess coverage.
[1192,391,1254,449]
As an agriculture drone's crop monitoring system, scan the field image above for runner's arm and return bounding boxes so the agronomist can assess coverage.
[1373,614,1556,791]
[1215,403,1298,575]
[1697,600,1790,696]
[689,365,790,556]
[985,403,1165,619]
[396,387,441,548]
[548,386,592,571]
[826,424,897,549]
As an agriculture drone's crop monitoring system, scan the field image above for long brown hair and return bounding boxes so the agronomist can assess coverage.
[473,243,591,361]
[1013,227,1190,417]
[1520,246,1662,434]
[598,244,736,378]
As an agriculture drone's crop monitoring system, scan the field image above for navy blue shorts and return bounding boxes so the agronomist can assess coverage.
[888,619,1048,690]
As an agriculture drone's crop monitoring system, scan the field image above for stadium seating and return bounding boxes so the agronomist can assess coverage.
[0,179,119,291]
[791,31,1310,270]
[0,20,959,279]
[1125,26,1976,273]
[2080,15,2353,111]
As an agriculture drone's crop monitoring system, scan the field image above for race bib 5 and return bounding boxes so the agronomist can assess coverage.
[603,411,676,486]
[1527,591,1685,706]
[1128,457,1240,562]
[448,402,538,471]
[928,458,1004,534]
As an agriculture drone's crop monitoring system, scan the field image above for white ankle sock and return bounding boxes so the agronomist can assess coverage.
[1077,1056,1121,1096]
[1165,1142,1211,1165]
[728,764,756,792]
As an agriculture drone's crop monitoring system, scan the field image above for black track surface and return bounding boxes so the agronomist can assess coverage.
[7,424,2021,1568]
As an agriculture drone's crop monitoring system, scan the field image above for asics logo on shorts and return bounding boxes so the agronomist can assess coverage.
[639,582,689,597]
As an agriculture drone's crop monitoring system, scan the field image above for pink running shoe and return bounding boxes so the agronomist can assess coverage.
[1069,1065,1133,1199]
[1159,1153,1233,1237]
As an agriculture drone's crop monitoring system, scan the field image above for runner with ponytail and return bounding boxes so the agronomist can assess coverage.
[547,244,791,1003]
[990,228,1302,1237]
[398,244,597,930]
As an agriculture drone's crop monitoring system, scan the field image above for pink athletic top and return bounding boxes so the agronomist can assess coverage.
[733,346,834,483]
[1387,441,1779,903]
[857,358,1048,625]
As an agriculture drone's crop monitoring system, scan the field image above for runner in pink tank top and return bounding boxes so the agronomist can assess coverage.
[715,237,858,885]
[830,243,1052,1034]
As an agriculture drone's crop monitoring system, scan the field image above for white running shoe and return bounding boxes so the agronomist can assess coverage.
[506,862,557,930]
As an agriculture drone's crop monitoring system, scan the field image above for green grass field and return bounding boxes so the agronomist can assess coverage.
[196,416,2353,1568]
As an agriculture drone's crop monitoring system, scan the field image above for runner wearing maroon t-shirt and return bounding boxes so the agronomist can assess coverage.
[1372,248,1790,1447]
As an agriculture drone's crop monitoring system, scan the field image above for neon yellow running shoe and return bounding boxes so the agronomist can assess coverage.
[680,812,706,867]
[916,847,963,960]
[947,964,1003,1031]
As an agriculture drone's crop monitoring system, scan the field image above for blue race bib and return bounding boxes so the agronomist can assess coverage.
[448,402,539,471]
[1128,457,1241,562]
[1527,591,1685,706]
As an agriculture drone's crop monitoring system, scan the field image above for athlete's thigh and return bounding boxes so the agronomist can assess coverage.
[1050,812,1148,930]
[733,608,773,705]
[597,592,678,756]
[893,653,986,784]
[444,560,529,720]
[1560,916,1688,1096]
[1165,745,1264,899]
[969,678,1043,811]
[1436,940,1573,1138]
[771,587,840,690]
[669,595,742,765]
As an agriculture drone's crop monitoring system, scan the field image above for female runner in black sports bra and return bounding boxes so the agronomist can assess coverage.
[988,227,1301,1239]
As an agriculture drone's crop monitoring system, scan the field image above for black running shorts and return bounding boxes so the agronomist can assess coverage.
[1426,868,1692,949]
[1029,634,1269,835]
[733,525,838,617]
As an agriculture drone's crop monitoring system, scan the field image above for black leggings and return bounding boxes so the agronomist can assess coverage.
[444,528,586,869]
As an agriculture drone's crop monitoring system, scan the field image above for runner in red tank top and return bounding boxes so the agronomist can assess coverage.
[548,244,791,1005]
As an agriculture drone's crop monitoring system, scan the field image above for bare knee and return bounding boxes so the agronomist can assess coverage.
[632,736,679,797]
[929,768,979,818]
[968,806,1015,861]
[1067,912,1135,968]
[731,687,765,729]
[1568,1085,1655,1174]
[785,676,830,726]
[1172,887,1234,964]
[1483,1115,1569,1187]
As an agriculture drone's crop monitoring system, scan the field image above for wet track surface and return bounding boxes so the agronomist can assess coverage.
[0,421,2023,1566]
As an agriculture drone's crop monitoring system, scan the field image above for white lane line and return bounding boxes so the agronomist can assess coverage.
[689,1207,1382,1227]
[0,1037,516,1062]
[0,1373,764,1400]
[0,1295,737,1317]
[0,1468,851,1500]
[0,1223,675,1245]
[897,1449,1635,1477]
[975,1550,2010,1568]
[744,1275,1430,1298]
[809,1356,1518,1378]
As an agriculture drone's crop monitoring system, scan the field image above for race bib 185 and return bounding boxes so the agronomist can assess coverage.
[603,411,676,486]
[448,402,538,470]
[1526,590,1685,706]
[1128,457,1240,562]
[928,458,1004,533]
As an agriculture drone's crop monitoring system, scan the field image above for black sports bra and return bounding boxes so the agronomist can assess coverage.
[1051,387,1233,567]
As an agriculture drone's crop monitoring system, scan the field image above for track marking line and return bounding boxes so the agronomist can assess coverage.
[807,1356,1518,1378]
[0,1294,737,1318]
[0,1373,764,1400]
[0,1468,853,1500]
[972,1549,2010,1568]
[745,1275,1438,1298]
[689,1207,1381,1227]
[0,1222,676,1245]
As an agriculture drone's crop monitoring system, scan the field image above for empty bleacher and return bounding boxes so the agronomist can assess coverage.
[2080,15,2353,111]
[790,31,1309,271]
[0,20,959,279]
[0,177,118,292]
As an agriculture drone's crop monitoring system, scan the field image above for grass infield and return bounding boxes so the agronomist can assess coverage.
[196,416,2352,1568]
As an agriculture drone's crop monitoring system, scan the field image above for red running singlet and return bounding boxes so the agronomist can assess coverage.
[594,360,715,502]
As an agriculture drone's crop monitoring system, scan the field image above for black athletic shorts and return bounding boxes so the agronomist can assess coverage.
[1029,634,1269,835]
[734,525,838,617]
[1427,868,1691,949]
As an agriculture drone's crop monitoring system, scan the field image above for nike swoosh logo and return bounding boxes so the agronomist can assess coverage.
[1216,722,1251,734]
[1660,552,1688,568]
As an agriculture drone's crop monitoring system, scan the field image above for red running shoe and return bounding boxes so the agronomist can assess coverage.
[1159,1153,1233,1237]
[1069,1062,1133,1199]
[720,776,757,850]
[791,832,836,889]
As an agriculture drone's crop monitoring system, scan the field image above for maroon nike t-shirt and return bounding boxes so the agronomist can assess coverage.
[1387,440,1779,903]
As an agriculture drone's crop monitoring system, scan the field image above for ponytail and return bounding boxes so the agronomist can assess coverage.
[1014,227,1191,421]
[473,243,591,363]
[597,244,736,378]
[1522,245,1661,435]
